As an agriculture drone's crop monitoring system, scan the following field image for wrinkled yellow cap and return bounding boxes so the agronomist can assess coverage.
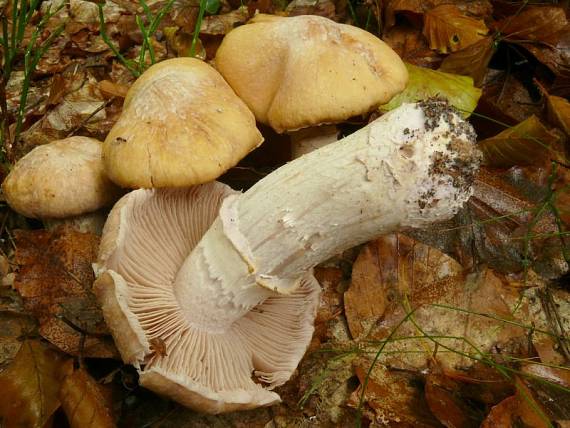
[215,14,408,133]
[103,58,263,188]
[3,136,122,219]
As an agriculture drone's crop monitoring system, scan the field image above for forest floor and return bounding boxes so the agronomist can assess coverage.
[0,0,570,427]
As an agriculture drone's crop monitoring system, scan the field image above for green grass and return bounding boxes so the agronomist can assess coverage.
[98,0,176,77]
[0,0,65,163]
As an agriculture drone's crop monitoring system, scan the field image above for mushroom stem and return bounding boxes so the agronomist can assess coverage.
[289,125,339,158]
[173,100,481,327]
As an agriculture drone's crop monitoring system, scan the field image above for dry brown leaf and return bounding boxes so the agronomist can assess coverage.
[496,6,567,45]
[19,68,108,153]
[439,36,495,87]
[311,267,343,349]
[285,0,335,19]
[547,94,570,136]
[479,115,563,168]
[0,340,73,428]
[473,72,543,139]
[347,234,530,372]
[200,6,249,35]
[0,311,37,371]
[345,234,463,340]
[347,359,441,427]
[425,365,481,428]
[514,376,552,428]
[523,24,570,78]
[423,4,488,53]
[98,80,129,99]
[481,395,517,428]
[14,226,117,358]
[382,25,443,68]
[60,368,116,428]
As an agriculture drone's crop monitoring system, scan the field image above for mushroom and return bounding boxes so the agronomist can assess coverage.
[215,14,408,156]
[103,57,263,188]
[2,136,122,233]
[94,100,482,413]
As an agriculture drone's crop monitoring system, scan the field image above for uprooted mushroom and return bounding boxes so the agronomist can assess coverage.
[93,99,482,414]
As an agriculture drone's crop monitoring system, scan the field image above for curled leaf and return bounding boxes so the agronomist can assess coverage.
[14,226,118,358]
[60,368,116,428]
[439,36,496,87]
[423,4,488,53]
[479,115,562,168]
[496,6,567,44]
[547,94,570,136]
[379,63,481,117]
[0,340,73,428]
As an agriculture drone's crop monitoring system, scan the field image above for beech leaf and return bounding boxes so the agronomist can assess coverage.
[479,115,562,168]
[14,226,117,358]
[439,36,496,87]
[60,368,116,428]
[379,63,482,117]
[496,6,567,44]
[423,4,488,53]
[547,94,570,136]
[0,340,73,428]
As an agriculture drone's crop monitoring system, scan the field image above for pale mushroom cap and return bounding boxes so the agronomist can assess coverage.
[103,58,264,188]
[215,14,408,133]
[94,183,320,413]
[2,136,122,219]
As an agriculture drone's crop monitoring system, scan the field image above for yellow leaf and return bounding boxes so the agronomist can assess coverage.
[379,63,481,118]
[60,368,116,428]
[547,94,570,137]
[0,340,72,428]
[479,115,562,168]
[423,4,488,53]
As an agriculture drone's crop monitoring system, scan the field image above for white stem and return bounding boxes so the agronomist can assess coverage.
[290,125,339,158]
[173,101,480,327]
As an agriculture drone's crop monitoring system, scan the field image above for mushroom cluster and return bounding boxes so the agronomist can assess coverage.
[1,13,482,416]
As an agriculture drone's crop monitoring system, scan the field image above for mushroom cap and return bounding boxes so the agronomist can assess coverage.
[2,136,122,219]
[94,183,320,413]
[215,14,408,133]
[103,58,264,189]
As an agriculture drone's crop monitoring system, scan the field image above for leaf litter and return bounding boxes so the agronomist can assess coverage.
[0,0,570,427]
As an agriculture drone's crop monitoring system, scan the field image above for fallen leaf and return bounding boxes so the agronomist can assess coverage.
[423,4,488,53]
[346,234,530,372]
[379,63,481,117]
[311,267,344,348]
[514,376,552,428]
[439,36,496,87]
[14,226,118,358]
[547,94,570,136]
[285,0,335,19]
[425,364,481,427]
[382,25,444,68]
[479,115,563,168]
[19,68,108,153]
[347,358,441,427]
[496,6,567,45]
[522,24,570,78]
[200,6,249,35]
[98,80,129,99]
[384,0,493,29]
[0,310,37,371]
[345,234,463,340]
[480,395,517,427]
[472,72,543,139]
[60,368,116,428]
[0,340,73,428]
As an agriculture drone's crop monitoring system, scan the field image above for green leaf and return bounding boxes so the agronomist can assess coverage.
[204,0,220,15]
[379,63,482,118]
[479,115,563,168]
